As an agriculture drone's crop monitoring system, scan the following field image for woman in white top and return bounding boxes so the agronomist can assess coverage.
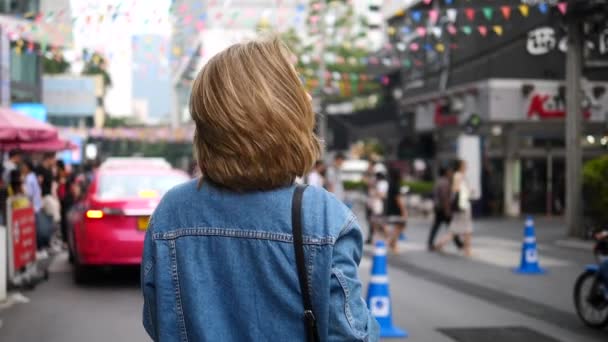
[435,160,473,257]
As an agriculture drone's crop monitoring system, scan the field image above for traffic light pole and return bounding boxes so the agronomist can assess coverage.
[565,19,584,237]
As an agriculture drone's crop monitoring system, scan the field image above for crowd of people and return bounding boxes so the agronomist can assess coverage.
[304,155,408,253]
[303,156,476,256]
[1,149,95,260]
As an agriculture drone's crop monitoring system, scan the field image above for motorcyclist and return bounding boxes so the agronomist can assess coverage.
[595,230,608,293]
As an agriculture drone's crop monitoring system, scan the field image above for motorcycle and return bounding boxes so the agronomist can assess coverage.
[573,234,608,328]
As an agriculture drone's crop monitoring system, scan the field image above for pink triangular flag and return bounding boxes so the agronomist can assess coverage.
[557,2,568,15]
[478,26,488,37]
[423,0,433,4]
[429,9,439,24]
[447,24,458,36]
[416,26,427,37]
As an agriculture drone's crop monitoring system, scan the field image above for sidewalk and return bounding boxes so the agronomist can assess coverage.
[351,198,607,340]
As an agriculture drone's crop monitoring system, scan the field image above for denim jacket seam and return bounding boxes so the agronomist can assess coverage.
[306,245,317,304]
[331,267,367,341]
[169,240,189,342]
[337,214,358,239]
[153,227,335,245]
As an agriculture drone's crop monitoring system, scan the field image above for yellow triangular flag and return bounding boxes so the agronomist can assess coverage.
[436,43,445,52]
[519,4,529,17]
[493,25,503,36]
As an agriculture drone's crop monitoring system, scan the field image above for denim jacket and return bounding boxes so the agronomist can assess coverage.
[142,180,379,341]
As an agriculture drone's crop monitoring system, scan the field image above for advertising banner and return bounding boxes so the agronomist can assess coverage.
[6,196,36,278]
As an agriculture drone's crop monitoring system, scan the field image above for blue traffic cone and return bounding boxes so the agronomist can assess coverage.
[513,216,546,275]
[366,241,408,338]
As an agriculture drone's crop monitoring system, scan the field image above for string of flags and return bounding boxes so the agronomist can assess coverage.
[392,2,568,25]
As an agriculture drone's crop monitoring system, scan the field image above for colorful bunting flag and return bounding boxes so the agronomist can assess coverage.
[482,7,493,21]
[416,26,427,37]
[501,6,511,20]
[461,26,472,35]
[409,42,420,51]
[478,26,488,37]
[447,24,458,35]
[423,0,432,4]
[465,8,475,22]
[446,8,458,22]
[538,3,548,14]
[429,9,439,24]
[444,0,453,4]
[493,25,503,36]
[436,43,445,52]
[411,10,422,23]
[519,4,530,17]
[557,2,568,15]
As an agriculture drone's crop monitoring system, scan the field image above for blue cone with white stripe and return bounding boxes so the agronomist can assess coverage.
[513,216,546,275]
[366,240,408,338]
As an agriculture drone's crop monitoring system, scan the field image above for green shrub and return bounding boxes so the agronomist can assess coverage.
[343,180,366,191]
[402,181,434,195]
[342,179,434,195]
[583,156,608,225]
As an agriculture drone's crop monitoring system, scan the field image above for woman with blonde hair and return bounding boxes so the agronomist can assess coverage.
[141,37,379,341]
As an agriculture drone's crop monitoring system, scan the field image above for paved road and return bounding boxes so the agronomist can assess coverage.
[1,214,607,342]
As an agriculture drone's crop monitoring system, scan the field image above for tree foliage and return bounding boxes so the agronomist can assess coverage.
[583,155,608,226]
[82,50,112,88]
[282,0,380,102]
[42,51,71,74]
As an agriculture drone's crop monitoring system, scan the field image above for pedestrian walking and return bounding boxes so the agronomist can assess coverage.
[326,152,345,201]
[435,160,474,257]
[22,160,52,255]
[367,170,388,244]
[364,161,377,244]
[427,166,463,251]
[3,149,22,188]
[385,167,408,253]
[306,160,325,187]
[141,37,379,342]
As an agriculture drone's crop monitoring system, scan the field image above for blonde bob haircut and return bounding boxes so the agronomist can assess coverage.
[190,36,321,192]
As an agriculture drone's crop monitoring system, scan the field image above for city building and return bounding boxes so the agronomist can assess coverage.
[373,0,608,216]
[0,0,72,108]
[42,74,105,128]
[170,0,386,127]
[132,34,171,125]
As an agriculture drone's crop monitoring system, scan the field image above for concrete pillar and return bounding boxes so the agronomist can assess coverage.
[565,20,584,237]
[503,127,521,217]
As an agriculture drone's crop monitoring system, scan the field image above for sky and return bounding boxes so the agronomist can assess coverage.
[69,0,172,117]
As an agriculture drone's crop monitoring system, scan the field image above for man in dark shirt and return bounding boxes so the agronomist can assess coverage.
[36,154,55,196]
[428,167,463,251]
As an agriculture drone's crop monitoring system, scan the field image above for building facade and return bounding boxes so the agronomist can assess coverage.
[376,0,608,216]
[0,0,72,107]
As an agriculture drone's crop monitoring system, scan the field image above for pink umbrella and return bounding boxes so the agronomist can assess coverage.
[2,137,78,152]
[0,107,58,143]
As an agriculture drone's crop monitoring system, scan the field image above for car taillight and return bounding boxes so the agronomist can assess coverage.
[85,207,124,219]
[86,210,104,219]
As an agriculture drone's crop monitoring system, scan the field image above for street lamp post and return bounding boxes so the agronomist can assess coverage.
[565,15,583,237]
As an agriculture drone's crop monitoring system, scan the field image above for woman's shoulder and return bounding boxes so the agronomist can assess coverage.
[301,185,356,238]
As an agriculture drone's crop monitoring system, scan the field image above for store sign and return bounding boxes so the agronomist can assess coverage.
[527,27,557,56]
[527,26,608,60]
[527,93,592,120]
[7,197,36,274]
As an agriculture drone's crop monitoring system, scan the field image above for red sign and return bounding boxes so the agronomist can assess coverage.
[527,94,591,120]
[11,205,36,270]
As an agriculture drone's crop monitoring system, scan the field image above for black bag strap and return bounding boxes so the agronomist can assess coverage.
[291,185,320,342]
